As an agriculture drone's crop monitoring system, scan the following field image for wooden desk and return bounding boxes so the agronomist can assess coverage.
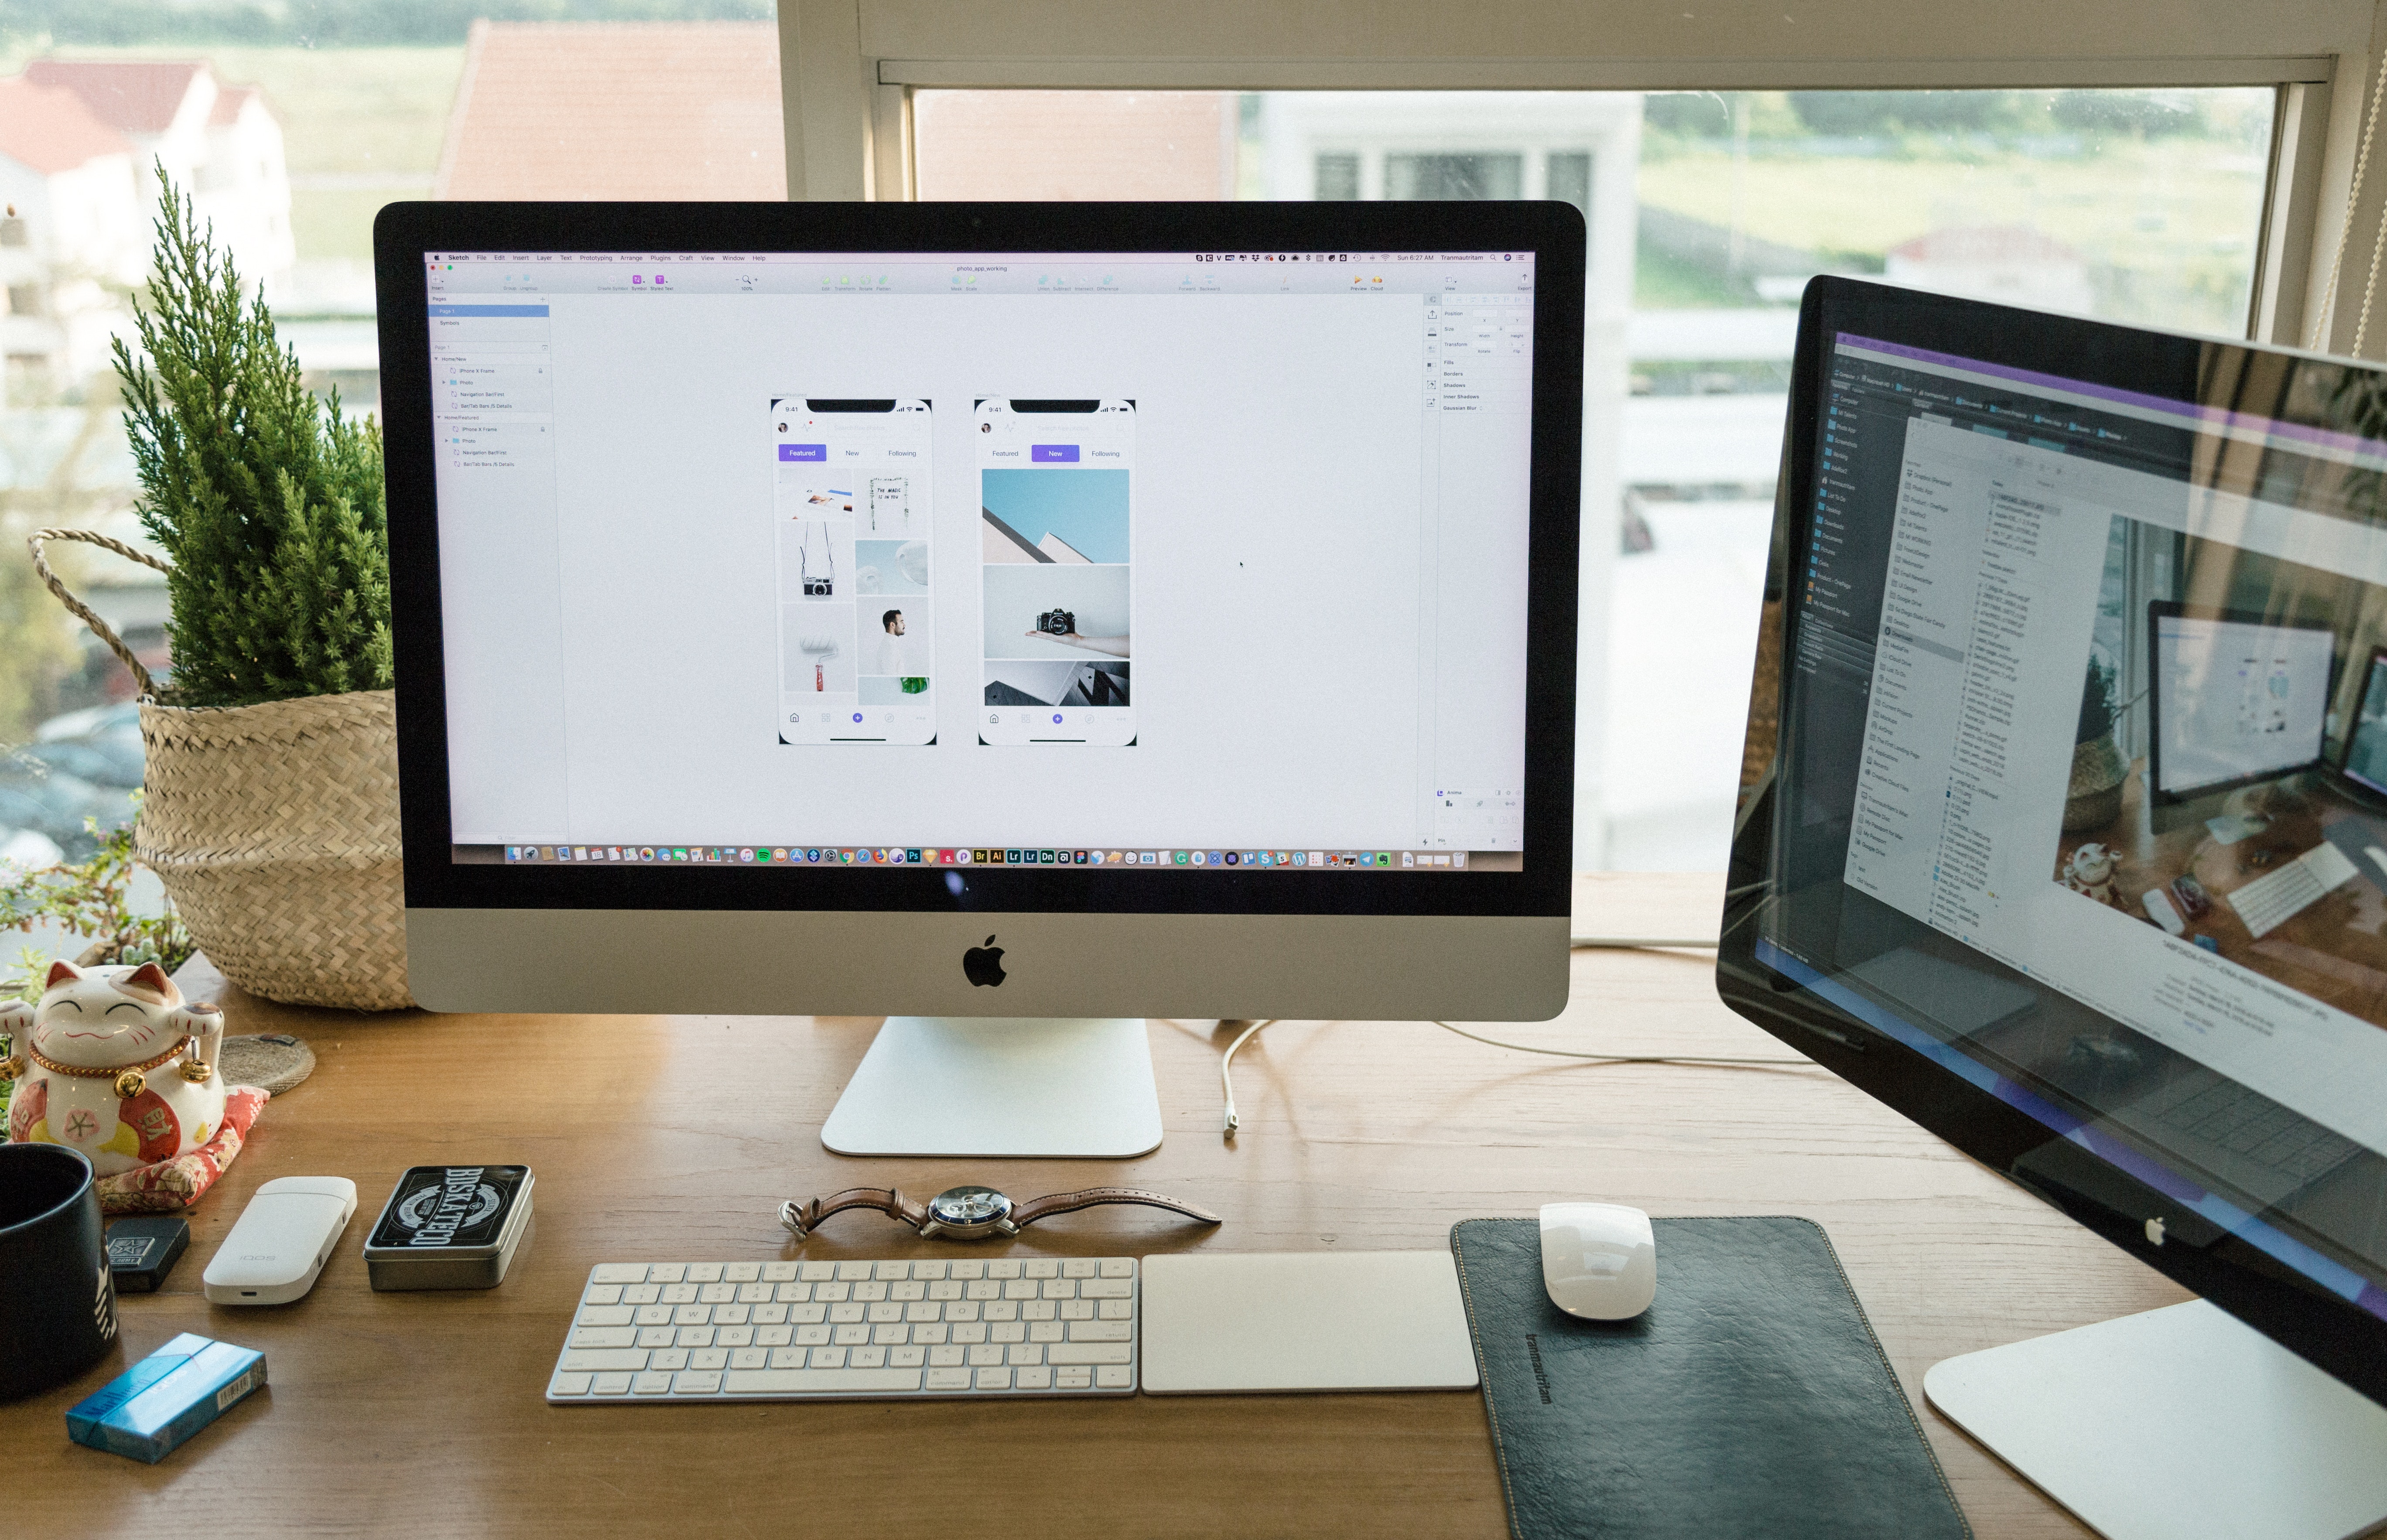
[1,874,2186,1537]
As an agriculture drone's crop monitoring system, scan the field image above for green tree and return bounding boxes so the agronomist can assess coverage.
[113,169,391,708]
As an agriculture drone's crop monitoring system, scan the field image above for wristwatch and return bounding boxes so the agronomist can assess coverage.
[778,1184,1221,1242]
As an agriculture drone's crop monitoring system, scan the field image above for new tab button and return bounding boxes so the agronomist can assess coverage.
[1030,444,1080,462]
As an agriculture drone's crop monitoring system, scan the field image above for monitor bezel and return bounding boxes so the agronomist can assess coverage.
[376,200,1580,921]
[2144,600,2336,805]
[1720,274,2387,1407]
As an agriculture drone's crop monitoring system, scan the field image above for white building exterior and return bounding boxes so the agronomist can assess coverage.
[0,77,145,396]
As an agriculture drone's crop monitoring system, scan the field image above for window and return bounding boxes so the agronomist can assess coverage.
[913,86,2279,871]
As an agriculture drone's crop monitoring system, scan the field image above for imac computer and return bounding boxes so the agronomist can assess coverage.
[374,201,1582,1159]
[1729,276,2387,1537]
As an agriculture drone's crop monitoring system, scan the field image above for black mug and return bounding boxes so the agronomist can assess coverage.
[0,1142,118,1400]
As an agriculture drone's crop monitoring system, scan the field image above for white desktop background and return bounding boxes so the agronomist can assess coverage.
[439,292,1530,849]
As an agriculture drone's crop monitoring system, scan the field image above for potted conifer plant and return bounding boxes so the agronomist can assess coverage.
[2064,655,2129,833]
[27,173,410,1009]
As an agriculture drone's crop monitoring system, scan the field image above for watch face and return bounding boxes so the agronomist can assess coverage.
[930,1186,1012,1226]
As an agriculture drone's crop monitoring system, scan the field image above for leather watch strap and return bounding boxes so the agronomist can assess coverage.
[778,1186,929,1238]
[1011,1187,1222,1229]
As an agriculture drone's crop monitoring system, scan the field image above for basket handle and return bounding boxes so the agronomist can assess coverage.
[28,529,172,700]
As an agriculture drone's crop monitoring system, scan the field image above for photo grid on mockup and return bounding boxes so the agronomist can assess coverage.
[775,400,935,744]
[977,399,1135,746]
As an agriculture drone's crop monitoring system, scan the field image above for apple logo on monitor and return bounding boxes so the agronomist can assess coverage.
[963,935,1005,987]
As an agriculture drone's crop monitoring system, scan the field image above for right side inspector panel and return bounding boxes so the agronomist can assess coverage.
[978,398,1136,746]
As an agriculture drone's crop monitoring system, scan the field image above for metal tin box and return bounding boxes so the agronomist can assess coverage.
[362,1165,533,1290]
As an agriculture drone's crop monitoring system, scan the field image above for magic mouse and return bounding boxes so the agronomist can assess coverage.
[1539,1201,1656,1320]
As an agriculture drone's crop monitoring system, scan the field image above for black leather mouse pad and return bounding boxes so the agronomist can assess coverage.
[1450,1216,1970,1540]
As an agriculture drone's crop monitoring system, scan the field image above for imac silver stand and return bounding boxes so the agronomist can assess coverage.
[1924,1301,2387,1540]
[819,1017,1163,1158]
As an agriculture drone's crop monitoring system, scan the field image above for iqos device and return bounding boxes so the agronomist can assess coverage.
[203,1177,358,1305]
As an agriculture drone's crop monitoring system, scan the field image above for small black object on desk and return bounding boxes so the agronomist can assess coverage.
[106,1215,189,1293]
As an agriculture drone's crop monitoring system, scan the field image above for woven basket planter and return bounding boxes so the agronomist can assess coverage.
[31,529,413,1011]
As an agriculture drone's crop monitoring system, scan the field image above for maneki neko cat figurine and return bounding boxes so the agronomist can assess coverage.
[1,960,225,1177]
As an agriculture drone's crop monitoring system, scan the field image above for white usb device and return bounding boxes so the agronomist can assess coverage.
[202,1176,359,1305]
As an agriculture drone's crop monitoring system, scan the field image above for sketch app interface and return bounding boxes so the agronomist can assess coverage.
[425,249,1535,860]
[774,400,936,744]
[977,399,1135,747]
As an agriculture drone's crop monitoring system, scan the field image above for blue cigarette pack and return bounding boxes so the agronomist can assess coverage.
[66,1333,266,1463]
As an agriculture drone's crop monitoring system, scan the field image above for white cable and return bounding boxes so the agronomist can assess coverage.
[1430,1018,1811,1068]
[1570,936,1716,949]
[2315,55,2387,352]
[1217,1018,1276,1138]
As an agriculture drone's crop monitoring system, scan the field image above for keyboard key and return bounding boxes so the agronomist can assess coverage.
[812,1347,848,1369]
[730,1348,767,1370]
[550,1373,594,1396]
[854,1282,888,1303]
[562,1349,649,1372]
[1098,1260,1135,1278]
[1096,1366,1132,1390]
[717,1326,753,1347]
[692,1349,728,1370]
[985,1302,1020,1323]
[756,1326,793,1347]
[578,1304,634,1326]
[988,1261,1023,1280]
[913,1323,948,1345]
[872,1325,908,1345]
[715,1306,750,1327]
[928,1345,964,1367]
[725,1369,925,1394]
[661,1284,698,1304]
[775,1282,812,1302]
[1022,1301,1056,1322]
[833,1325,869,1346]
[925,1367,971,1390]
[836,1262,872,1281]
[1064,1260,1097,1279]
[991,1323,1026,1344]
[976,1367,1013,1390]
[698,1283,735,1304]
[591,1372,634,1395]
[635,1305,671,1326]
[1055,1368,1092,1390]
[1070,1321,1132,1341]
[1017,1366,1053,1389]
[1098,1301,1132,1320]
[891,1346,926,1367]
[852,1346,887,1367]
[735,1283,771,1304]
[1041,1280,1076,1299]
[951,1260,985,1279]
[1024,1260,1060,1279]
[725,1263,761,1282]
[1003,1280,1039,1301]
[798,1261,835,1281]
[570,1327,637,1349]
[686,1263,722,1284]
[763,1262,799,1281]
[1047,1344,1132,1365]
[1081,1279,1132,1298]
[675,1371,724,1394]
[967,1345,1005,1367]
[913,1260,949,1280]
[636,1328,674,1349]
[1030,1322,1064,1343]
[623,1284,661,1305]
[1061,1301,1095,1321]
[953,1324,988,1344]
[874,1261,909,1280]
[676,1326,713,1347]
[794,1325,831,1346]
[582,1285,626,1306]
[633,1372,674,1395]
[649,1264,686,1284]
[591,1264,647,1284]
[1006,1345,1043,1366]
[651,1350,689,1371]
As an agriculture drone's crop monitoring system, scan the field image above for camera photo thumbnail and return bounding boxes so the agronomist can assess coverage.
[783,519,853,601]
[984,661,1129,709]
[983,564,1129,661]
[981,468,1129,565]
[856,539,930,595]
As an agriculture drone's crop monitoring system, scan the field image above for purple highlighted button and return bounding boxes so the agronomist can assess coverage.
[780,444,827,461]
[1030,444,1080,463]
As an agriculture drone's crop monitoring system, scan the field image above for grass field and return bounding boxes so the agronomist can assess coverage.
[1636,134,2273,332]
[1,44,465,262]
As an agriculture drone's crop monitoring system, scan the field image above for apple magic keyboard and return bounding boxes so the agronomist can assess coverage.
[547,1256,1138,1402]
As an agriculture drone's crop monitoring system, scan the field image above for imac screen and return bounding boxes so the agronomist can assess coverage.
[1757,306,2387,1332]
[420,249,1534,876]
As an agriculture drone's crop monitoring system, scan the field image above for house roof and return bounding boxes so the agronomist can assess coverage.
[1888,224,2086,266]
[913,90,1234,200]
[208,85,260,127]
[436,21,784,200]
[0,76,135,176]
[23,60,209,136]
